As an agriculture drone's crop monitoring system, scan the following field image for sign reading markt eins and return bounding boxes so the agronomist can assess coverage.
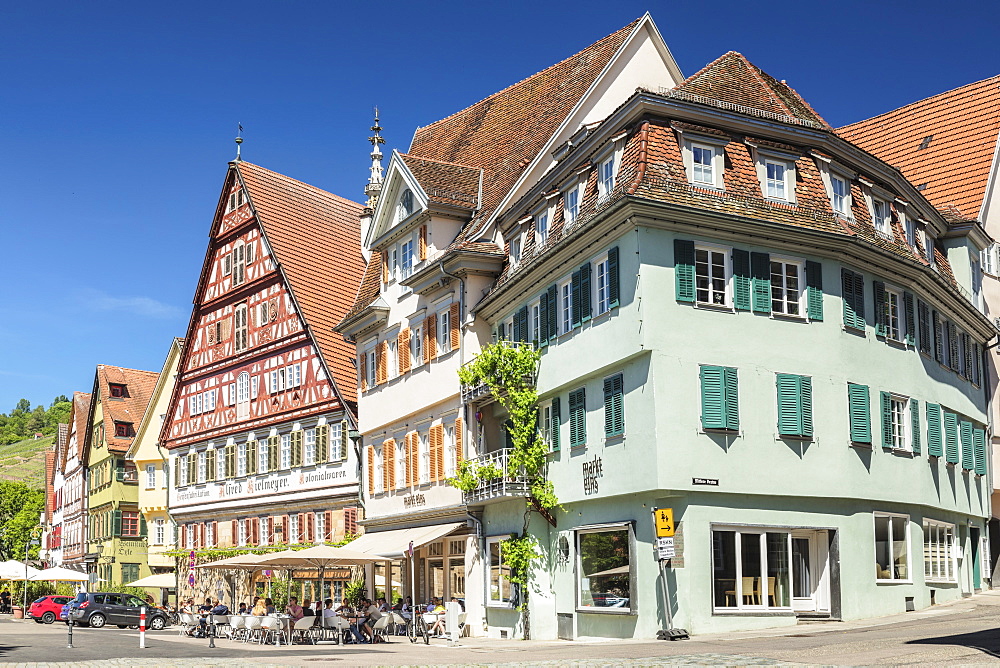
[173,465,349,507]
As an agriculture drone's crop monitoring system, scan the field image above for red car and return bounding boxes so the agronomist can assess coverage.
[29,595,73,624]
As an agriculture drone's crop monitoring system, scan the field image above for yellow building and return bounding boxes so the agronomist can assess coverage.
[126,339,183,599]
[83,364,159,587]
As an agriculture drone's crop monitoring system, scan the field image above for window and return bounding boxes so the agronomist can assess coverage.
[397,189,414,221]
[365,346,377,386]
[872,199,892,238]
[304,428,316,466]
[487,536,513,606]
[923,521,955,582]
[315,512,325,544]
[445,425,457,478]
[419,432,430,484]
[603,374,624,437]
[197,451,206,483]
[234,304,248,352]
[396,440,406,489]
[374,445,384,495]
[700,366,739,431]
[258,300,269,326]
[260,517,270,546]
[569,388,586,448]
[237,519,247,547]
[179,455,188,486]
[227,188,246,213]
[400,238,414,278]
[560,281,572,334]
[258,440,268,473]
[578,525,633,611]
[539,399,560,451]
[121,563,140,584]
[764,160,788,199]
[881,393,912,451]
[232,241,246,287]
[154,518,165,545]
[535,208,550,246]
[186,524,195,549]
[237,442,247,476]
[269,368,286,393]
[564,185,580,227]
[712,528,790,610]
[121,511,139,538]
[280,434,291,469]
[222,252,232,277]
[509,235,522,266]
[330,422,344,461]
[114,422,131,437]
[883,287,902,341]
[874,513,910,581]
[410,327,422,368]
[595,256,611,315]
[289,514,299,544]
[695,246,729,306]
[831,175,849,215]
[776,373,812,439]
[692,143,716,186]
[598,154,618,201]
[530,301,541,344]
[109,383,126,398]
[982,243,997,275]
[903,213,916,248]
[216,446,225,479]
[438,310,451,355]
[770,259,802,316]
[286,362,302,388]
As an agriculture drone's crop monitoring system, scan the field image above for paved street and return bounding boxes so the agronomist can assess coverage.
[5,591,1000,666]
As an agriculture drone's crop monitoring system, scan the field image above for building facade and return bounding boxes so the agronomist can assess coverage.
[82,365,159,586]
[60,392,92,571]
[162,160,365,603]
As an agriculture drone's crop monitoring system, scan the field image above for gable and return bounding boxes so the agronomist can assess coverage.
[366,152,429,249]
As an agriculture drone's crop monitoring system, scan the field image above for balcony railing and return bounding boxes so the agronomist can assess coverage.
[463,448,531,505]
[460,340,536,404]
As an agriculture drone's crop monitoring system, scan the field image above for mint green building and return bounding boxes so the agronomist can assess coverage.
[468,51,994,638]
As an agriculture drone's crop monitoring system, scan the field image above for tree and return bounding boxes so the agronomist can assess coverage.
[51,396,69,405]
[0,481,43,561]
[12,399,30,416]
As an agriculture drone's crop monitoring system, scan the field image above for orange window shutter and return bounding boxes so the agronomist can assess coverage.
[376,341,387,384]
[367,446,375,497]
[398,329,410,375]
[384,439,395,490]
[381,251,388,283]
[360,355,368,392]
[426,315,437,361]
[230,520,237,546]
[409,432,418,486]
[419,225,428,261]
[450,303,460,351]
[432,425,444,481]
[324,510,333,540]
[455,417,464,466]
[428,427,438,482]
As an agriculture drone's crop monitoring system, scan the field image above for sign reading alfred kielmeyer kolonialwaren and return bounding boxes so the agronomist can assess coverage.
[583,455,603,494]
[174,465,349,506]
[692,477,719,486]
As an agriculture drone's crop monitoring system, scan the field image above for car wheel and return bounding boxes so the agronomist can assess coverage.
[42,612,55,624]
[150,616,166,631]
[116,624,127,629]
[89,613,106,628]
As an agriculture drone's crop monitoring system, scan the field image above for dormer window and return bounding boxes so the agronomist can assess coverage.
[831,176,850,216]
[564,185,581,227]
[509,235,522,267]
[682,138,725,189]
[535,207,549,247]
[114,422,133,438]
[400,237,414,278]
[765,161,788,199]
[872,199,892,238]
[109,384,126,398]
[692,144,715,185]
[226,188,246,213]
[397,189,414,222]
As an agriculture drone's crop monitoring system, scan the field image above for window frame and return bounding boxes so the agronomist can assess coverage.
[923,520,956,583]
[762,158,795,202]
[576,523,635,613]
[690,141,720,187]
[830,174,851,217]
[886,393,912,452]
[710,526,794,612]
[487,535,515,607]
[874,512,911,583]
[563,180,584,228]
[145,464,156,489]
[596,141,624,203]
[871,198,893,238]
[595,255,611,316]
[883,286,904,342]
[437,310,451,355]
[560,280,573,335]
[233,303,248,353]
[769,256,804,317]
[694,242,732,308]
[534,205,551,248]
[397,189,414,222]
[410,326,423,368]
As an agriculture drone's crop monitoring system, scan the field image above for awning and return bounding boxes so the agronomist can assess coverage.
[126,573,177,588]
[349,522,466,559]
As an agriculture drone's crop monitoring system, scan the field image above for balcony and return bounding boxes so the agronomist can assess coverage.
[463,448,531,506]
[460,341,536,405]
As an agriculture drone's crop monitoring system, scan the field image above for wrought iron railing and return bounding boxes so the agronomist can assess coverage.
[463,448,531,504]
[459,340,536,403]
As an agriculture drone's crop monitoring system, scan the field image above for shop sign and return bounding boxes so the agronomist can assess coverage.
[656,537,675,560]
[403,494,426,508]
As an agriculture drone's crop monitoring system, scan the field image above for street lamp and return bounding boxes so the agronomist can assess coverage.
[23,526,41,614]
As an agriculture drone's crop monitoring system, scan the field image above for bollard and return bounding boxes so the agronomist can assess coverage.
[208,613,215,649]
[67,619,74,649]
[139,607,146,649]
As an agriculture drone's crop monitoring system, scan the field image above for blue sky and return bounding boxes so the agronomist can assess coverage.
[1,0,997,412]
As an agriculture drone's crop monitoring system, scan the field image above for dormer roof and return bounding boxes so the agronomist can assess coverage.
[93,365,158,454]
[398,154,481,210]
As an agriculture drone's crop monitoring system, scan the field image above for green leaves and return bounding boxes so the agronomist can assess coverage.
[501,533,542,611]
[0,480,44,561]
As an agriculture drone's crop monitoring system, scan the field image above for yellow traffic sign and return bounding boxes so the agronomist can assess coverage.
[654,507,675,537]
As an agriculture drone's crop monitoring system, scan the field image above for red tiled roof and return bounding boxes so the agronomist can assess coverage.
[409,18,641,236]
[669,51,830,129]
[95,366,158,454]
[341,251,384,323]
[236,162,365,410]
[398,154,481,209]
[838,75,1000,219]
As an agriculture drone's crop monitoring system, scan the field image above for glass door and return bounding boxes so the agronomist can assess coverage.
[791,536,814,611]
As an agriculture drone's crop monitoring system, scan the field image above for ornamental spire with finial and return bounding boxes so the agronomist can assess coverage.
[365,107,385,209]
[234,122,244,162]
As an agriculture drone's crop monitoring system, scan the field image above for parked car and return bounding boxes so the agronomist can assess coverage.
[28,595,74,624]
[60,602,71,623]
[67,592,168,630]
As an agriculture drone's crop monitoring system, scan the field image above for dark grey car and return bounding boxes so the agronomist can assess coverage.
[68,592,167,630]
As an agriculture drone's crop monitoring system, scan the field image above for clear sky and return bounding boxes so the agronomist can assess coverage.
[2,0,998,412]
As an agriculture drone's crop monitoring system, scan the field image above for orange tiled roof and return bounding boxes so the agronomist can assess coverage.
[341,251,384,323]
[71,391,91,461]
[838,75,1000,219]
[236,162,365,406]
[669,51,830,130]
[408,18,641,236]
[398,154,481,209]
[96,365,158,454]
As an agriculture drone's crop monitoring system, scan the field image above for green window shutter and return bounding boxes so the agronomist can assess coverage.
[551,397,561,451]
[674,239,695,303]
[569,389,586,447]
[512,309,522,342]
[880,391,893,449]
[571,269,582,328]
[960,420,974,470]
[847,383,871,444]
[603,374,624,437]
[539,289,549,344]
[518,306,529,343]
[174,457,180,487]
[806,260,823,321]
[873,281,887,337]
[948,322,959,372]
[700,366,726,430]
[580,263,592,323]
[187,454,196,484]
[115,459,125,482]
[964,334,974,381]
[292,431,303,467]
[852,272,866,328]
[724,366,739,431]
[842,269,856,328]
[976,343,983,386]
[113,510,122,537]
[933,311,943,362]
[140,514,147,538]
[340,420,349,460]
[206,450,216,482]
[750,252,771,313]
[917,300,931,354]
[800,376,813,437]
[903,292,916,345]
[974,427,987,475]
[607,246,620,308]
[944,411,959,464]
[910,399,921,454]
[268,436,278,472]
[926,403,943,457]
[316,426,328,462]
[732,249,751,311]
[776,373,802,437]
[247,440,258,474]
[547,285,558,339]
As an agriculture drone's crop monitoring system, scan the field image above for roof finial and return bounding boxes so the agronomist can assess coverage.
[365,107,385,209]
[234,122,244,161]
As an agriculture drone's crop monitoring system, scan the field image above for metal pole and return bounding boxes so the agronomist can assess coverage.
[658,560,674,630]
[208,612,215,648]
[139,606,146,648]
[67,619,74,648]
[23,541,29,615]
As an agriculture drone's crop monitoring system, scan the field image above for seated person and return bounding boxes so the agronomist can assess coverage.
[376,597,389,613]
[197,598,213,613]
[237,602,248,615]
[427,598,448,637]
[285,596,304,621]
[264,597,276,615]
[251,597,268,616]
[399,596,413,620]
[322,599,337,620]
[301,599,315,617]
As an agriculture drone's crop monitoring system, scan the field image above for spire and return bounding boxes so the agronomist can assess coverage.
[234,122,244,162]
[365,107,385,209]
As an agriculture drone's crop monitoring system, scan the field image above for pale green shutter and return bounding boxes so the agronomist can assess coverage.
[960,420,974,470]
[751,252,771,313]
[806,260,823,321]
[571,269,582,328]
[174,456,181,487]
[974,427,987,475]
[874,281,887,337]
[880,392,893,449]
[776,374,800,436]
[268,436,278,471]
[580,263,592,323]
[607,247,620,308]
[547,285,558,339]
[724,366,739,431]
[603,374,624,437]
[926,403,943,457]
[903,292,916,345]
[944,411,959,464]
[206,450,216,482]
[113,510,122,537]
[674,239,695,303]
[550,397,561,451]
[247,440,258,475]
[917,300,931,354]
[847,383,871,444]
[910,398,920,454]
[539,293,549,345]
[316,426,328,462]
[291,431,303,467]
[732,249,751,311]
[569,389,586,447]
[700,366,726,430]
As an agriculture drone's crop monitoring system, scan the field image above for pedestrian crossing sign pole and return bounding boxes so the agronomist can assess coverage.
[653,507,689,640]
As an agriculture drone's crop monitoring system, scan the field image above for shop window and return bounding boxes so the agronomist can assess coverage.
[712,528,791,610]
[487,536,513,607]
[923,521,955,583]
[874,513,910,581]
[577,524,633,612]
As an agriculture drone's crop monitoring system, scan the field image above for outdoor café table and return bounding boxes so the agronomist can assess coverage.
[273,614,293,645]
[341,614,368,643]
